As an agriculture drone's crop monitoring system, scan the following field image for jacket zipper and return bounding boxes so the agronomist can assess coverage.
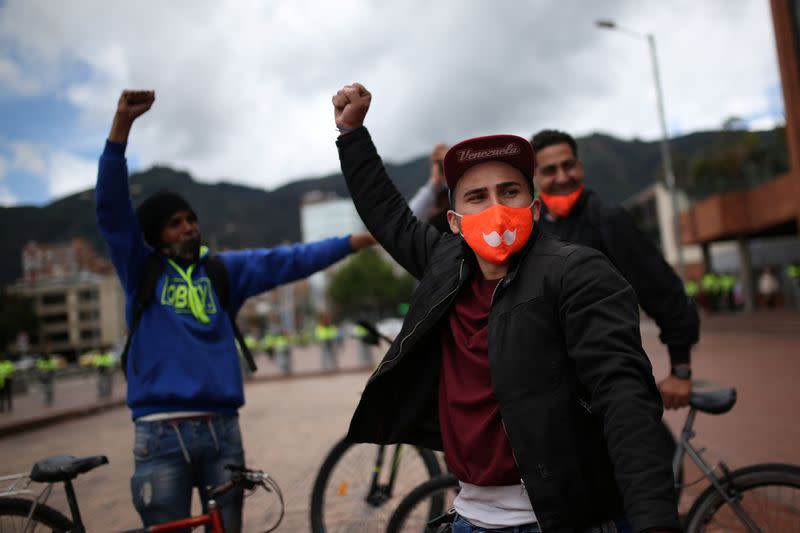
[492,280,543,531]
[500,420,542,531]
[577,397,592,414]
[369,259,465,381]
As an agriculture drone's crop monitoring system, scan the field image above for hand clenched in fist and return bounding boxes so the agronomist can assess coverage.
[332,83,371,135]
[109,90,155,144]
[117,90,155,122]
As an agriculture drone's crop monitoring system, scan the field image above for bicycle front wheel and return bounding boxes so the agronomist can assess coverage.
[310,438,442,533]
[0,497,74,532]
[387,474,460,533]
[684,463,800,532]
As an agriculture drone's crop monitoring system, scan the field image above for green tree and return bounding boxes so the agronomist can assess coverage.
[327,249,415,320]
[0,290,39,352]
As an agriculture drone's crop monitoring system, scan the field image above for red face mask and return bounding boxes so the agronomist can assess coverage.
[539,185,585,218]
[452,201,534,265]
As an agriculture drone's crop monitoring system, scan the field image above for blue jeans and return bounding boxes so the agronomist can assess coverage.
[452,514,632,533]
[130,414,244,532]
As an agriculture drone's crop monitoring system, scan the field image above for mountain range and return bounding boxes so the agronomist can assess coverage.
[0,128,786,286]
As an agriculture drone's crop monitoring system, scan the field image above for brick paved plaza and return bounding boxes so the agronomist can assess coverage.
[1,313,798,531]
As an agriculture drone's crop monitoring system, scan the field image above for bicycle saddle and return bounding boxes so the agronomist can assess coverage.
[690,388,737,415]
[30,454,109,482]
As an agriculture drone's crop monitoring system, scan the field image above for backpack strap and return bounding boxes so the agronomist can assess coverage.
[206,255,258,373]
[120,253,164,377]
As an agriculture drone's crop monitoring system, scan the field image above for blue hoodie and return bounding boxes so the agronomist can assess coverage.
[96,141,354,420]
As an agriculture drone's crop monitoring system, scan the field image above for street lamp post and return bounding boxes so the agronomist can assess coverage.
[596,20,685,278]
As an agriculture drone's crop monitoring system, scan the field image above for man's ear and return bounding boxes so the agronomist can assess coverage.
[531,198,541,224]
[447,210,461,234]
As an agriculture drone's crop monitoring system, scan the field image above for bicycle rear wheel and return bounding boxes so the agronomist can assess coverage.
[387,474,460,533]
[0,496,74,532]
[310,438,442,533]
[684,463,800,532]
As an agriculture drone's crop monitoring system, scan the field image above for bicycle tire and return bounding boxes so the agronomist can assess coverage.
[310,437,442,533]
[0,496,74,532]
[684,462,800,533]
[386,474,459,533]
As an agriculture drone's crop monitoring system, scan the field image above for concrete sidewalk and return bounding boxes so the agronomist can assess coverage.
[2,310,798,439]
[0,338,375,438]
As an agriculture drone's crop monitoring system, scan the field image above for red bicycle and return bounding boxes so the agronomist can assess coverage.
[0,455,284,532]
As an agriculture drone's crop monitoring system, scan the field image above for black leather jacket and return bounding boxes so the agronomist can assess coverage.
[337,128,680,533]
[538,190,699,366]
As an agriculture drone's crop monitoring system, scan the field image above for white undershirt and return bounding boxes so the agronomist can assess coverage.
[136,411,215,422]
[454,481,538,529]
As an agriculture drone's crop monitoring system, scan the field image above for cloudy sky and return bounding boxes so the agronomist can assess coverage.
[0,0,782,206]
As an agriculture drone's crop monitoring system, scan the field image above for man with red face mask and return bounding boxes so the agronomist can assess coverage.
[333,83,679,533]
[531,130,699,410]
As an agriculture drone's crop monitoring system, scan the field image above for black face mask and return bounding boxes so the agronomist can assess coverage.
[162,236,201,264]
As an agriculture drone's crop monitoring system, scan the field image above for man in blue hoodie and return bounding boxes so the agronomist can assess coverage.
[96,90,374,531]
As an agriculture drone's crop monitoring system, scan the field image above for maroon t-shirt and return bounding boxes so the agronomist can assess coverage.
[439,272,521,486]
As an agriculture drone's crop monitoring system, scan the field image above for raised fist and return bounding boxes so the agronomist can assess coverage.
[332,83,371,133]
[116,90,155,122]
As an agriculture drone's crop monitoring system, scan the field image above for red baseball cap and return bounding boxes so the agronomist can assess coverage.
[443,134,535,191]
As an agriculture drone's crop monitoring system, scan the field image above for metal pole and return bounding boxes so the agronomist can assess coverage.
[648,34,685,278]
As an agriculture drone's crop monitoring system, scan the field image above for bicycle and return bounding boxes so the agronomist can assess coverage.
[309,320,444,533]
[385,385,800,533]
[0,454,284,532]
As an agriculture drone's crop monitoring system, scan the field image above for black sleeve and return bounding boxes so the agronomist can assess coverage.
[598,206,699,365]
[559,247,680,532]
[337,127,441,279]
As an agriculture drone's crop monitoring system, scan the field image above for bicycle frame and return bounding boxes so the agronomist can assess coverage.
[673,408,763,532]
[126,498,225,533]
[365,444,406,506]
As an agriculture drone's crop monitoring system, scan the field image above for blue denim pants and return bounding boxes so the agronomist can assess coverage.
[130,414,244,533]
[452,514,632,533]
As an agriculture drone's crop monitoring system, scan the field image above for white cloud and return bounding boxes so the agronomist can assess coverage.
[0,154,7,180]
[47,151,97,198]
[10,142,47,175]
[0,185,17,206]
[0,0,783,193]
[0,56,41,96]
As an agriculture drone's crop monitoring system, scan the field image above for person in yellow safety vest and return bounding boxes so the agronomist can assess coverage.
[315,313,339,371]
[701,272,721,312]
[244,334,258,352]
[719,274,736,311]
[352,324,374,368]
[273,331,292,375]
[260,331,276,359]
[788,264,800,287]
[36,354,58,405]
[93,348,116,398]
[0,357,16,412]
[684,280,699,299]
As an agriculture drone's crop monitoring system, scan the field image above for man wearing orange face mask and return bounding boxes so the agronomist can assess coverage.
[531,130,699,410]
[332,83,679,533]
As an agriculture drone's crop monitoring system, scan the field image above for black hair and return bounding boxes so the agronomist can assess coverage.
[530,129,578,158]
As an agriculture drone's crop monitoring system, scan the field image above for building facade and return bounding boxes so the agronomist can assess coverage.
[7,240,125,358]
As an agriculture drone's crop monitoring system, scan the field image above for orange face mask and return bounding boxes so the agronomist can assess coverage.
[539,185,585,218]
[452,201,534,265]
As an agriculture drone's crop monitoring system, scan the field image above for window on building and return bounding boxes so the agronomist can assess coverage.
[78,289,99,302]
[79,310,100,321]
[42,313,68,325]
[46,332,70,343]
[80,329,100,340]
[41,293,66,305]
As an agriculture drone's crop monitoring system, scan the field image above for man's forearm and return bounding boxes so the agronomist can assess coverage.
[108,114,134,144]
